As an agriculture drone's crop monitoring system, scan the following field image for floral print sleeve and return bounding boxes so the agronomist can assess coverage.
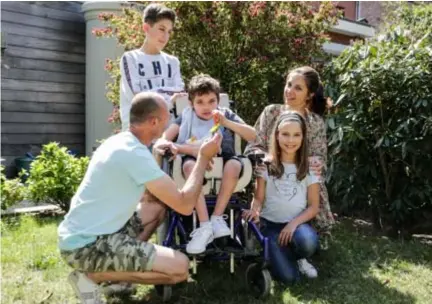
[306,113,328,167]
[306,112,335,234]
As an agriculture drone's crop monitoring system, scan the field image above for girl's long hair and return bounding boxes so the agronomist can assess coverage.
[268,111,309,181]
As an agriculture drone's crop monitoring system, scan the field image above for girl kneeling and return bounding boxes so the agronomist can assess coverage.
[243,111,320,285]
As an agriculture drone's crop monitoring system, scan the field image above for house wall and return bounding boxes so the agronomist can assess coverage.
[333,1,357,20]
[1,1,86,176]
[358,2,384,28]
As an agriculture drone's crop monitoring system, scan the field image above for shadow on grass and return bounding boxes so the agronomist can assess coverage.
[107,218,429,304]
[32,212,63,227]
[7,214,427,304]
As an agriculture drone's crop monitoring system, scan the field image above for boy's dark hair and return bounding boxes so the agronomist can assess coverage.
[188,74,221,103]
[130,92,162,125]
[143,3,176,25]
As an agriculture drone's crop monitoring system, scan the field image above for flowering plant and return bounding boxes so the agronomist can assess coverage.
[95,1,338,127]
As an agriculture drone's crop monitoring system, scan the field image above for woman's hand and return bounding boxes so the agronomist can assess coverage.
[308,156,323,177]
[278,221,298,246]
[242,208,260,224]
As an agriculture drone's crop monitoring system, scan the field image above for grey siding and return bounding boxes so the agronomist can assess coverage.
[1,1,86,176]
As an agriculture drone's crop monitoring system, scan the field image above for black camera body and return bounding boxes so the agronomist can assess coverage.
[248,153,265,166]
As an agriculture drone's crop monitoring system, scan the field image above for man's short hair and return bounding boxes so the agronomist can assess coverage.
[130,92,163,125]
[143,4,176,25]
[188,74,221,103]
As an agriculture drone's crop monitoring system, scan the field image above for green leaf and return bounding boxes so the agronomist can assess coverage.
[374,137,384,148]
[328,118,336,130]
[334,93,346,107]
[402,142,407,159]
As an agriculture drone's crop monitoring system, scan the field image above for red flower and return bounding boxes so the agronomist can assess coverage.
[91,28,104,37]
[248,1,266,17]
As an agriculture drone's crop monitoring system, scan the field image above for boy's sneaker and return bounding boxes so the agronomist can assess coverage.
[297,259,318,278]
[186,224,214,254]
[68,270,105,304]
[211,215,231,238]
[102,283,137,297]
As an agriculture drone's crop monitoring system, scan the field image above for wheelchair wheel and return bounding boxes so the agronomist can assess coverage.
[155,285,172,302]
[245,263,272,299]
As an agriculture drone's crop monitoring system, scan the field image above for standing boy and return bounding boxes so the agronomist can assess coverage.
[120,3,185,131]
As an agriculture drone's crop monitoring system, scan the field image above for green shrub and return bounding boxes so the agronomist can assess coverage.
[324,4,432,231]
[26,143,89,213]
[95,1,338,127]
[1,166,26,210]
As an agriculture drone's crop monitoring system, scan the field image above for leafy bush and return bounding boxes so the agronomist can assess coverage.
[324,4,432,231]
[95,1,338,127]
[26,143,89,212]
[1,166,26,210]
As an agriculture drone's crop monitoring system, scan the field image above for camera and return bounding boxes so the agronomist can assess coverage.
[248,153,265,166]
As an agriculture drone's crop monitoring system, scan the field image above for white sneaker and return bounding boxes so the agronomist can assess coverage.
[186,225,214,254]
[211,215,231,238]
[102,283,137,297]
[68,270,105,304]
[298,259,318,278]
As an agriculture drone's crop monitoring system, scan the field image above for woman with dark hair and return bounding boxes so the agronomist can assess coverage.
[244,66,335,261]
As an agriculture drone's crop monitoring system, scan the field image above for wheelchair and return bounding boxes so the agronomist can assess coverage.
[155,95,273,301]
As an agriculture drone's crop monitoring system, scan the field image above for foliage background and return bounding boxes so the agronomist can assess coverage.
[324,4,432,233]
[95,1,339,129]
[26,143,89,212]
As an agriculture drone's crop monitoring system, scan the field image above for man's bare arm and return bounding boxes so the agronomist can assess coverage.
[146,133,222,215]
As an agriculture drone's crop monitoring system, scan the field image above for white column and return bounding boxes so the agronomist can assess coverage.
[82,1,125,155]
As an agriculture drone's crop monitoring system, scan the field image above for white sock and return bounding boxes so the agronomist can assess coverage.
[200,221,211,228]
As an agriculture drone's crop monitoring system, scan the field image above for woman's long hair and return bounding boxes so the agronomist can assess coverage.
[268,111,309,181]
[288,66,329,117]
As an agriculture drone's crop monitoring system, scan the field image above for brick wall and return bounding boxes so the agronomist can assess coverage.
[358,2,383,28]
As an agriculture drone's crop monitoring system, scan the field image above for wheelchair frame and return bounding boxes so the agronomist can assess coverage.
[155,152,274,301]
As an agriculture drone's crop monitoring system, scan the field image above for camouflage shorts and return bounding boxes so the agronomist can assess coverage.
[60,213,156,272]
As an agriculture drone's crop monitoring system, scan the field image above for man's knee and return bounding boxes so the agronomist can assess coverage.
[174,252,190,275]
[167,253,189,283]
[140,201,166,228]
[169,271,189,284]
[157,207,166,224]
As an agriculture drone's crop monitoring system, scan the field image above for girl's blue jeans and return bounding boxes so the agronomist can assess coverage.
[260,218,319,285]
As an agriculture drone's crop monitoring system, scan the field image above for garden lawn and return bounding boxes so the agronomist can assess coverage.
[1,215,431,304]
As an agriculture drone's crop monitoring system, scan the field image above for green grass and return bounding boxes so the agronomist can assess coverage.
[1,215,431,304]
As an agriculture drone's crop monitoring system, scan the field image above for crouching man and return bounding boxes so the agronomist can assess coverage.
[58,92,222,304]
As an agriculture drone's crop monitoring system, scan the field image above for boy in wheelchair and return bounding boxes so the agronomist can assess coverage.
[162,74,256,254]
